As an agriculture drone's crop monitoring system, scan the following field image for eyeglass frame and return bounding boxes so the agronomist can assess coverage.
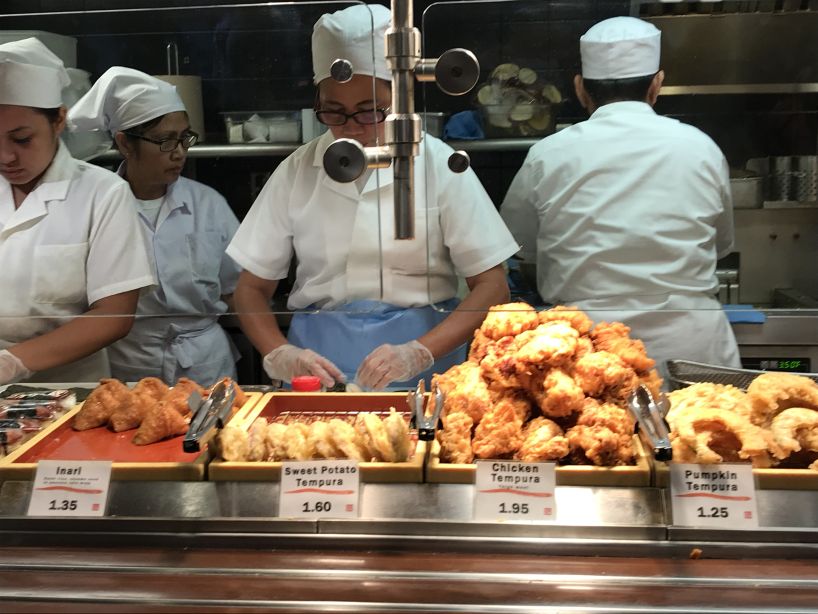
[122,130,199,152]
[313,107,391,126]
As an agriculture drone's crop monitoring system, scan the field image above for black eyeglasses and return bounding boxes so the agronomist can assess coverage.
[123,130,199,152]
[314,108,389,126]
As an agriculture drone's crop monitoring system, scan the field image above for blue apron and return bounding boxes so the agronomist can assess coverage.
[288,299,466,389]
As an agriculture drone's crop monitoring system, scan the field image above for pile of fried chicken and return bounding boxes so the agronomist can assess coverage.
[73,377,246,446]
[432,303,662,466]
[214,409,412,463]
[667,372,818,471]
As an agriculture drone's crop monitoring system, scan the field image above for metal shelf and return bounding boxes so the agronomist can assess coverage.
[89,138,540,162]
[661,83,818,96]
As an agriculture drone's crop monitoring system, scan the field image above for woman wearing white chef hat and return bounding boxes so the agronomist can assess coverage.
[0,39,154,385]
[68,67,242,386]
[227,4,519,390]
[501,16,740,376]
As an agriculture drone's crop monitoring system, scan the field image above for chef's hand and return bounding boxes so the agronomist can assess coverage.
[262,344,345,387]
[356,340,434,391]
[0,350,33,385]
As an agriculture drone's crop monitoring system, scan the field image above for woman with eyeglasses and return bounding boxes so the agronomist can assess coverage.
[227,4,518,390]
[69,67,242,386]
[0,40,154,385]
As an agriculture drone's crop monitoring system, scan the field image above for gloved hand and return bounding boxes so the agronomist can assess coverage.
[356,340,434,391]
[262,344,345,387]
[0,350,33,385]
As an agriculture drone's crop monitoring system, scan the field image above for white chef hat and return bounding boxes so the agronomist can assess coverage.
[580,17,661,80]
[312,4,391,85]
[0,37,70,108]
[67,66,186,135]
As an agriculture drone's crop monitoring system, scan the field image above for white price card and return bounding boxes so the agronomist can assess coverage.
[279,460,360,519]
[27,460,112,517]
[474,460,556,521]
[670,463,758,529]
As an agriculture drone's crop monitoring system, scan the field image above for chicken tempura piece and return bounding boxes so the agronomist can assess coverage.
[566,424,634,466]
[432,361,492,425]
[246,418,269,461]
[747,372,818,426]
[538,305,594,336]
[132,400,188,446]
[73,379,132,431]
[515,417,569,462]
[576,398,636,436]
[472,394,528,459]
[110,377,172,432]
[327,418,368,462]
[216,426,249,461]
[383,408,411,462]
[310,420,344,459]
[284,422,314,460]
[479,302,540,340]
[438,411,474,464]
[591,321,655,374]
[265,422,288,460]
[164,378,205,416]
[528,368,585,418]
[514,322,579,369]
[572,351,638,398]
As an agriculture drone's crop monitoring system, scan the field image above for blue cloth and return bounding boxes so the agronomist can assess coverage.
[443,110,484,140]
[288,299,466,389]
[723,304,766,324]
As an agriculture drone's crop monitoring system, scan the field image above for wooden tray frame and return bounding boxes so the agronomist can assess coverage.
[207,393,427,483]
[655,461,818,490]
[425,435,652,487]
[0,392,263,482]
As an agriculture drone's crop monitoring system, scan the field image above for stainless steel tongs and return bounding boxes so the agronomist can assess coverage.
[407,379,445,441]
[627,384,673,461]
[183,380,236,453]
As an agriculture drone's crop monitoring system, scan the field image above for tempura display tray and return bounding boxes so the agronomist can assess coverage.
[654,461,818,491]
[207,393,426,483]
[425,435,652,487]
[0,392,263,482]
[666,360,818,391]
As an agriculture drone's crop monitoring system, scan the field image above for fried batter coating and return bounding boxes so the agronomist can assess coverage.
[432,362,491,424]
[468,329,493,363]
[327,418,368,462]
[770,408,818,457]
[479,335,525,392]
[538,305,594,336]
[132,400,188,446]
[573,351,638,398]
[747,372,818,426]
[438,411,474,464]
[472,394,529,459]
[526,368,584,418]
[591,321,655,373]
[265,422,288,460]
[575,336,595,359]
[133,377,169,405]
[479,302,540,341]
[73,379,132,431]
[515,417,569,462]
[670,407,775,465]
[244,417,269,461]
[383,408,411,462]
[576,397,636,435]
[639,369,664,400]
[566,424,634,466]
[164,378,205,416]
[216,425,249,461]
[514,322,579,368]
[283,422,314,460]
[356,413,396,462]
[309,420,344,459]
[666,383,752,427]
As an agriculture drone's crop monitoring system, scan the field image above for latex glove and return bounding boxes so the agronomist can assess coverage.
[0,350,33,385]
[262,344,345,387]
[356,340,434,391]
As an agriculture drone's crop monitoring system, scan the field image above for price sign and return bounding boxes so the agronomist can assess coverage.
[474,460,556,521]
[670,463,758,529]
[27,460,112,517]
[279,460,359,519]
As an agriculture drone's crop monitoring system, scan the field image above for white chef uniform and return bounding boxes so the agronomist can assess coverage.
[501,17,741,374]
[68,67,242,386]
[0,39,154,383]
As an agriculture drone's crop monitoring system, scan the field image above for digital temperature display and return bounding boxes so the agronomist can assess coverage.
[742,358,811,373]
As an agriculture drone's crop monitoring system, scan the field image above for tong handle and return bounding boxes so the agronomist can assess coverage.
[408,380,444,441]
[629,385,673,462]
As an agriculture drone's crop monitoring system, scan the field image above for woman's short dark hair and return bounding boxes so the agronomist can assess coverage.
[582,73,656,107]
[114,115,165,154]
[32,107,62,122]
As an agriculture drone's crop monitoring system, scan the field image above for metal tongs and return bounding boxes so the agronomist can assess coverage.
[407,379,445,441]
[628,384,673,462]
[183,380,236,453]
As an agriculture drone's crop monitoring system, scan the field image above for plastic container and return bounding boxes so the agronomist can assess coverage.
[291,376,322,392]
[221,111,301,144]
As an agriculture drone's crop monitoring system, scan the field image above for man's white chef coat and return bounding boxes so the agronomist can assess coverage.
[501,101,740,370]
[227,131,519,309]
[0,141,155,381]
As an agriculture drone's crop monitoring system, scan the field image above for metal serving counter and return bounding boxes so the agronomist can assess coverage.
[1,481,817,612]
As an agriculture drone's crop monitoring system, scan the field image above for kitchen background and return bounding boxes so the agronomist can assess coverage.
[2,0,816,377]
